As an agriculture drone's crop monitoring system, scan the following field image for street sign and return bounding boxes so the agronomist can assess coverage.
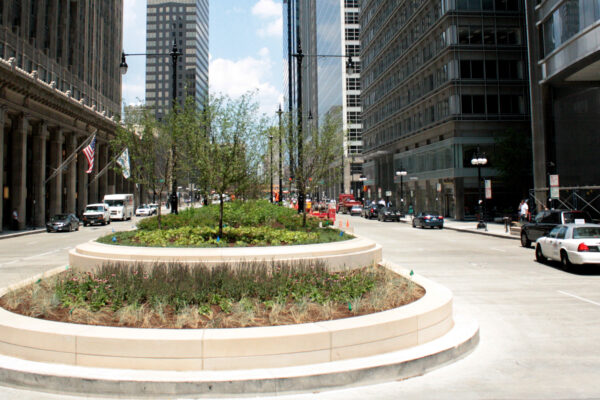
[485,180,492,199]
[385,191,392,196]
[436,183,442,193]
[549,174,560,199]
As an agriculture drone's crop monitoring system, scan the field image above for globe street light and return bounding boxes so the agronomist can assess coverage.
[396,167,407,214]
[471,147,488,230]
[121,38,182,214]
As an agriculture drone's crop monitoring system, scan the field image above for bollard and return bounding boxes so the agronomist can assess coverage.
[503,216,510,233]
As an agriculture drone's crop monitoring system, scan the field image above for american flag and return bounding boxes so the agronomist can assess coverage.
[83,135,96,174]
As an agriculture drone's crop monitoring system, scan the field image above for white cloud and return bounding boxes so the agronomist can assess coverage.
[123,0,146,52]
[209,49,282,117]
[252,0,281,18]
[252,0,282,39]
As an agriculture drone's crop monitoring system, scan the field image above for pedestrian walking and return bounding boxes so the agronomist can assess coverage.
[519,200,529,223]
[11,208,19,231]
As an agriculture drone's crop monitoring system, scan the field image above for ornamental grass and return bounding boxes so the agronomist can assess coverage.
[0,261,424,329]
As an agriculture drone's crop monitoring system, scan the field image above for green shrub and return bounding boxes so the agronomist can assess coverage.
[99,200,347,247]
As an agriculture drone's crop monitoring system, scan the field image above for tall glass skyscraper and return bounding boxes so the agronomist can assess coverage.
[146,0,209,119]
[283,0,363,200]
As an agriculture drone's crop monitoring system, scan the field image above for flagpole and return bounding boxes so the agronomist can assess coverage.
[44,130,97,185]
[88,147,128,186]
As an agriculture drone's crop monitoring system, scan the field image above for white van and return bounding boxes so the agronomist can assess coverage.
[103,194,134,221]
[82,203,111,226]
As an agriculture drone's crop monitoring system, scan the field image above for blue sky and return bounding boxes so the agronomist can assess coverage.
[122,0,284,117]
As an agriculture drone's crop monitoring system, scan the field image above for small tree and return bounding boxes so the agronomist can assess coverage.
[194,92,267,236]
[112,107,173,229]
[293,108,343,226]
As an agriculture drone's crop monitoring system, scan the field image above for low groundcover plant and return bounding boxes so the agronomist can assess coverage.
[99,200,349,247]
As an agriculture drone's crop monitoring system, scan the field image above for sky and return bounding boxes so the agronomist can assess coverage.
[121,0,284,118]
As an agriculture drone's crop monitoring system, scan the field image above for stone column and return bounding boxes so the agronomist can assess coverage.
[32,121,49,227]
[0,107,5,232]
[454,178,465,220]
[116,172,123,193]
[76,136,88,216]
[48,128,64,216]
[11,114,29,230]
[65,134,77,214]
[88,145,99,204]
[98,142,108,200]
[107,148,116,194]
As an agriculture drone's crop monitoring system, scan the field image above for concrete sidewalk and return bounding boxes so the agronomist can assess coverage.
[0,228,46,240]
[400,216,520,240]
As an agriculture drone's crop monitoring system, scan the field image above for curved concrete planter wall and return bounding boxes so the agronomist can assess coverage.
[69,236,383,272]
[0,265,453,371]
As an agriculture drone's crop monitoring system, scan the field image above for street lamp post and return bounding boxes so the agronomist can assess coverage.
[291,45,355,213]
[396,167,407,214]
[471,147,488,230]
[269,135,274,203]
[276,105,283,204]
[359,175,367,204]
[120,38,182,214]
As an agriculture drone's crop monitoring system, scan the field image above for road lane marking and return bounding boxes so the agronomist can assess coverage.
[558,290,600,307]
[490,248,507,253]
[22,250,60,260]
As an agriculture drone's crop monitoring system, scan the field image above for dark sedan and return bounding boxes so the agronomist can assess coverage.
[412,211,444,229]
[378,207,402,222]
[363,204,384,219]
[46,214,80,232]
[521,209,592,248]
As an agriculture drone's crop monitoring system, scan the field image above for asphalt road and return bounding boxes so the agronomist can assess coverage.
[1,214,599,399]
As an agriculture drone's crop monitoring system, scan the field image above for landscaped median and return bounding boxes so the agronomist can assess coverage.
[0,263,453,371]
[69,235,382,271]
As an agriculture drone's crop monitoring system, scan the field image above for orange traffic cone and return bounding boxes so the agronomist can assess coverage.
[346,220,350,228]
[339,220,342,228]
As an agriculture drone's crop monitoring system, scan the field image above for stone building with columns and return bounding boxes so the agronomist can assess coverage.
[0,1,132,231]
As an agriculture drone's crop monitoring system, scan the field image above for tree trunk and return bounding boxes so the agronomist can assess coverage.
[219,193,224,237]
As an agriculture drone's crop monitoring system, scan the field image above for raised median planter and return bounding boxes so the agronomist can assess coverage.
[0,264,452,371]
[69,235,383,272]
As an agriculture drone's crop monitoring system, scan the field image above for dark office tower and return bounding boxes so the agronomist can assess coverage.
[146,0,209,120]
[0,0,123,118]
[526,1,600,210]
[360,0,530,220]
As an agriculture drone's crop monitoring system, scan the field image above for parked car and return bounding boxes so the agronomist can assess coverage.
[349,205,363,216]
[148,204,159,215]
[82,203,111,226]
[535,223,600,268]
[378,207,402,222]
[363,204,384,219]
[520,209,592,248]
[135,204,153,217]
[412,211,444,229]
[46,214,79,232]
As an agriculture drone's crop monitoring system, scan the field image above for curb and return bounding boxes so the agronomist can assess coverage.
[442,225,519,240]
[0,229,46,240]
[0,316,479,398]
